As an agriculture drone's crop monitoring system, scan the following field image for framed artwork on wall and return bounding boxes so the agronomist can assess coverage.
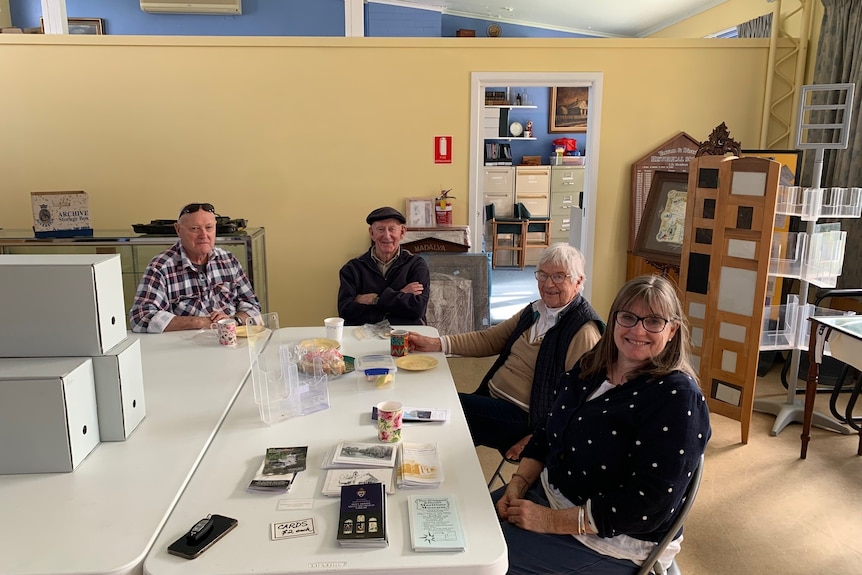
[633,171,690,266]
[549,87,588,133]
[739,149,803,186]
[41,17,105,35]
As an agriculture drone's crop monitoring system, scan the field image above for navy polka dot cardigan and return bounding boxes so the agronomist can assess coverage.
[521,364,711,543]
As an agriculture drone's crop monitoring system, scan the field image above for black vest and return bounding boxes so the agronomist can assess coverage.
[474,295,604,430]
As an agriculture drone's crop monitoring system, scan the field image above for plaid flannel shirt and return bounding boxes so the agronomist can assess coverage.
[129,242,261,333]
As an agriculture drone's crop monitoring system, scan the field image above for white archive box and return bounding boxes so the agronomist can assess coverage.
[0,357,101,474]
[0,254,127,357]
[92,336,146,441]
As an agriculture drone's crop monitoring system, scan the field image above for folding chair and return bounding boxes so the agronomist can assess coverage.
[487,450,519,490]
[636,454,705,575]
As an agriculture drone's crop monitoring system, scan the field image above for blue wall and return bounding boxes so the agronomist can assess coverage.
[10,0,600,38]
[442,15,594,39]
[10,0,345,36]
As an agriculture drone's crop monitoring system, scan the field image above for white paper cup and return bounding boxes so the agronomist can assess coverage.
[324,317,344,343]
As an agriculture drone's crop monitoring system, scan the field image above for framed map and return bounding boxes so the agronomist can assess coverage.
[633,171,689,266]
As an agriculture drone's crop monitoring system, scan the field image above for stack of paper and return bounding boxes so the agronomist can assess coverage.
[321,467,397,497]
[336,482,388,548]
[321,441,398,470]
[247,446,308,493]
[407,494,466,552]
[397,442,444,489]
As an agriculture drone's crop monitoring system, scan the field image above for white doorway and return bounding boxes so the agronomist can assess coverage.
[469,72,603,301]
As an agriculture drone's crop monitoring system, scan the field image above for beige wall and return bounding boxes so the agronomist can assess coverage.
[0,36,774,325]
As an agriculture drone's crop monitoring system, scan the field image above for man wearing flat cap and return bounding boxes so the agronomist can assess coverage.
[337,206,430,326]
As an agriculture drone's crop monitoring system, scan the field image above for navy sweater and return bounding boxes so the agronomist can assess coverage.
[522,364,711,543]
[337,248,430,326]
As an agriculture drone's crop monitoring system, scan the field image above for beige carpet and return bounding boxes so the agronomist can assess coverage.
[447,356,862,575]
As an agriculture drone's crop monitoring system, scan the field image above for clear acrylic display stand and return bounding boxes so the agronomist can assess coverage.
[247,313,330,425]
[754,83,858,435]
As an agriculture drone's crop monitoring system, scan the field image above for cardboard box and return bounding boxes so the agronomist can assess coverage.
[0,254,128,357]
[31,190,93,237]
[92,337,147,441]
[0,357,100,474]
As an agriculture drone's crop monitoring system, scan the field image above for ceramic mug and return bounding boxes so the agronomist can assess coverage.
[376,400,403,443]
[390,329,409,357]
[211,318,238,347]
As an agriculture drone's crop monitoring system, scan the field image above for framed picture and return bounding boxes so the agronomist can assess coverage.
[549,87,588,133]
[405,198,435,227]
[740,149,803,186]
[633,171,689,266]
[40,17,105,35]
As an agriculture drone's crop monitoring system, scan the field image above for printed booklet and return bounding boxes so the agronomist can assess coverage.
[321,467,397,497]
[407,494,465,552]
[336,482,388,548]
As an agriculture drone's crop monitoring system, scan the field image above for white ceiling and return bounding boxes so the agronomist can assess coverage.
[383,0,731,38]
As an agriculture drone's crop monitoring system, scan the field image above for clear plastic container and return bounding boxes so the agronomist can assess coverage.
[760,294,799,350]
[356,354,397,388]
[768,230,847,288]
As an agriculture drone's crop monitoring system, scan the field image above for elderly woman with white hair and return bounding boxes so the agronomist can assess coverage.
[408,243,603,460]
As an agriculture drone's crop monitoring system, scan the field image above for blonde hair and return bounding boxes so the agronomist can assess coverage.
[580,275,697,383]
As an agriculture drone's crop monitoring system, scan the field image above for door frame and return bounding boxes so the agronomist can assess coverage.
[469,72,603,300]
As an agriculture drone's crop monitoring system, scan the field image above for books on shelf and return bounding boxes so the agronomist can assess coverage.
[322,441,398,469]
[336,482,388,548]
[407,494,466,552]
[248,446,308,493]
[397,442,444,489]
[321,467,397,497]
[371,406,449,423]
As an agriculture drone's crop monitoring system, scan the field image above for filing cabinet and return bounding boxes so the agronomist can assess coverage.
[516,166,551,265]
[0,254,127,357]
[482,167,516,266]
[92,337,146,441]
[0,357,100,474]
[551,166,585,245]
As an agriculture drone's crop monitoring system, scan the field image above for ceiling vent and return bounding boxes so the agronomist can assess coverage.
[141,0,242,15]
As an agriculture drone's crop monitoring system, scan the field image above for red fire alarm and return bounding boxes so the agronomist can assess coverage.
[434,136,452,164]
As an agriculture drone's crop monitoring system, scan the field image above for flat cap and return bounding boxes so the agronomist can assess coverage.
[366,206,406,225]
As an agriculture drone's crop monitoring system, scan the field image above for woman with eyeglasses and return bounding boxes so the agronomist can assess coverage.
[408,243,603,461]
[494,274,710,575]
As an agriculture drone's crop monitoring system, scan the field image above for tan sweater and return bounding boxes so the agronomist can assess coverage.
[446,312,601,411]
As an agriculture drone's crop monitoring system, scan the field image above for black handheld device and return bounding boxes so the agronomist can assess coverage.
[167,514,238,559]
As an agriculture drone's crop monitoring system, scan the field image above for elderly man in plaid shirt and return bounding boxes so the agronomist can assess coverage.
[129,203,261,333]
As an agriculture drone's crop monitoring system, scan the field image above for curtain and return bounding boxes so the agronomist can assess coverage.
[806,0,862,288]
[737,13,772,38]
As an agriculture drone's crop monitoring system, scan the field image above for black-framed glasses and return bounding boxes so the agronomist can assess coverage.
[178,203,215,219]
[534,271,572,284]
[614,311,670,333]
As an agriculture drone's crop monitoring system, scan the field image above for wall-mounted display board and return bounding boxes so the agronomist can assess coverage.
[630,132,700,250]
[679,155,780,444]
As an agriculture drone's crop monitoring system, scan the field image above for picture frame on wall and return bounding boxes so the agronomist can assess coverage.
[633,171,689,266]
[549,87,588,133]
[40,17,105,35]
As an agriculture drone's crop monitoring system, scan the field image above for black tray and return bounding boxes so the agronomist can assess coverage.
[132,217,247,235]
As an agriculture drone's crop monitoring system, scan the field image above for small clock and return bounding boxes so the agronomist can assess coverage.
[509,121,523,137]
[487,23,502,37]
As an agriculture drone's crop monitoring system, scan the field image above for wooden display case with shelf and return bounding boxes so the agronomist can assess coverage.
[0,228,268,327]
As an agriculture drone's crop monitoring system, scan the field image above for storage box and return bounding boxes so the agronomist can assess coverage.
[0,254,128,357]
[0,357,100,474]
[92,337,146,441]
[356,354,397,388]
[31,190,93,237]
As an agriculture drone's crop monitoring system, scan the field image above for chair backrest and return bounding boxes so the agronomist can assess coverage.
[485,204,496,222]
[635,453,705,575]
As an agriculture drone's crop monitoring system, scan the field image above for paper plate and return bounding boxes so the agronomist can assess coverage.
[236,325,266,338]
[299,338,341,351]
[395,355,439,371]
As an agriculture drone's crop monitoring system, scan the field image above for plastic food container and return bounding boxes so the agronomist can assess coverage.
[355,355,397,388]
